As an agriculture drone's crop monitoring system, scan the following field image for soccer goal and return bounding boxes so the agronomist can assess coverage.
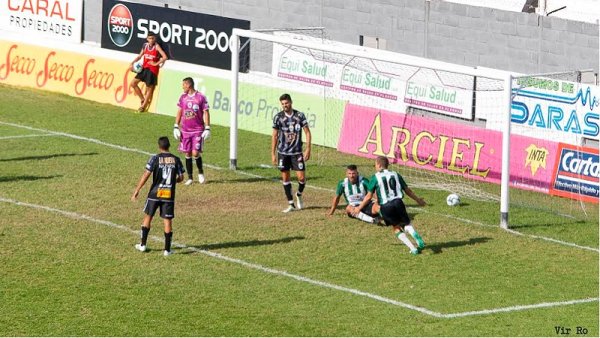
[228,28,598,229]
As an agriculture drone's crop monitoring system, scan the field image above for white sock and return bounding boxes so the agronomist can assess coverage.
[404,224,424,243]
[405,225,418,239]
[356,212,374,223]
[396,232,416,251]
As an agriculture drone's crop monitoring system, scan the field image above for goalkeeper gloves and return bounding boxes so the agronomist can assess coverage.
[201,127,211,141]
[173,124,181,140]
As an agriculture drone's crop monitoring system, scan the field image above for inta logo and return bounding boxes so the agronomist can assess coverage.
[525,144,548,175]
[107,4,133,47]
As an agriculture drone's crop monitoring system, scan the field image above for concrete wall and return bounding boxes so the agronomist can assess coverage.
[85,0,599,77]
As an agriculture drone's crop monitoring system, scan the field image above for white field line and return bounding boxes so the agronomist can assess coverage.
[0,196,442,318]
[0,133,59,140]
[442,297,599,318]
[1,120,598,254]
[1,196,597,319]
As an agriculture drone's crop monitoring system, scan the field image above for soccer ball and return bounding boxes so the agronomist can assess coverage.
[446,193,460,206]
[132,62,143,73]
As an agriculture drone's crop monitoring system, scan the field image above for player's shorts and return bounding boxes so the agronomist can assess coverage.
[277,153,305,172]
[143,199,175,219]
[348,200,376,218]
[360,200,377,218]
[379,198,410,226]
[178,131,204,154]
[135,68,158,87]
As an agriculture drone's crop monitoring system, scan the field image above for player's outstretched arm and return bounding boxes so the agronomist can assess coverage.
[173,108,183,140]
[131,170,151,201]
[328,195,341,216]
[405,188,426,206]
[303,126,311,161]
[201,109,211,141]
[271,129,278,165]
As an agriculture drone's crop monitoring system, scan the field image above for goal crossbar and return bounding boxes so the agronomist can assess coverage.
[229,28,513,228]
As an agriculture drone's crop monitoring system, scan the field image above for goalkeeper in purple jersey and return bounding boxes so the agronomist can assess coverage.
[271,93,312,213]
[354,156,427,255]
[131,136,185,256]
[328,164,379,224]
[172,77,211,186]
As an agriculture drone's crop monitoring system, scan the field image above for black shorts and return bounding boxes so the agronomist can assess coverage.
[360,200,377,218]
[143,199,175,219]
[135,68,158,87]
[277,153,305,172]
[379,198,410,226]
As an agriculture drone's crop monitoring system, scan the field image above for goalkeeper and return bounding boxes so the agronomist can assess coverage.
[172,77,211,185]
[328,164,379,224]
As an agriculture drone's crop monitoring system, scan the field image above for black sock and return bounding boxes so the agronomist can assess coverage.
[283,182,293,204]
[298,180,305,195]
[140,226,150,246]
[164,232,173,252]
[195,156,203,174]
[185,157,193,179]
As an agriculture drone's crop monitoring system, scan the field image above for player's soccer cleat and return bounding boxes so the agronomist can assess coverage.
[163,250,173,256]
[198,174,206,184]
[282,205,296,213]
[184,178,193,186]
[414,234,425,249]
[135,244,147,252]
[295,193,304,210]
[410,248,420,255]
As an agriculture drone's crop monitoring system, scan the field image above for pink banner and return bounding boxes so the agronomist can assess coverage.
[338,103,559,193]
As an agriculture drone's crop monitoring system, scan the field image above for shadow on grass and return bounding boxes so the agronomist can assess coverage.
[207,176,275,184]
[425,237,492,254]
[0,152,98,162]
[509,218,589,229]
[0,175,63,183]
[178,236,305,254]
[301,205,329,211]
[206,175,324,184]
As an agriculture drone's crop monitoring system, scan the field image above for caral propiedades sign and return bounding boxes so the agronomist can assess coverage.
[0,0,83,43]
[101,0,250,70]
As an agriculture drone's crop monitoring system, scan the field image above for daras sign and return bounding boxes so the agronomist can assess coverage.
[0,0,83,43]
[511,77,600,144]
[0,40,149,110]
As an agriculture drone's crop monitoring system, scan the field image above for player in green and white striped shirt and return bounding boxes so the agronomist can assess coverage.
[354,156,426,255]
[327,165,379,224]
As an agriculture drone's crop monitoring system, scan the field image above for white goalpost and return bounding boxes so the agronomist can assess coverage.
[228,28,597,229]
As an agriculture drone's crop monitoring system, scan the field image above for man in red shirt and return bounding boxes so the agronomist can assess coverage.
[129,32,168,112]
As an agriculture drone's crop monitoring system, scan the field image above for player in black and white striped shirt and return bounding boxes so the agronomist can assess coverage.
[271,93,312,213]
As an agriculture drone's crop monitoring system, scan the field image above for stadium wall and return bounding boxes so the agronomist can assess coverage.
[83,0,599,77]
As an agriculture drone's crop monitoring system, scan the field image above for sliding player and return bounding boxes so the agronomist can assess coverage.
[328,164,379,224]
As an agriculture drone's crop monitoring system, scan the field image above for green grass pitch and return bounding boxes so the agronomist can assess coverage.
[0,84,598,336]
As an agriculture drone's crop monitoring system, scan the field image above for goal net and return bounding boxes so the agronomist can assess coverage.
[505,72,599,226]
[229,28,598,228]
